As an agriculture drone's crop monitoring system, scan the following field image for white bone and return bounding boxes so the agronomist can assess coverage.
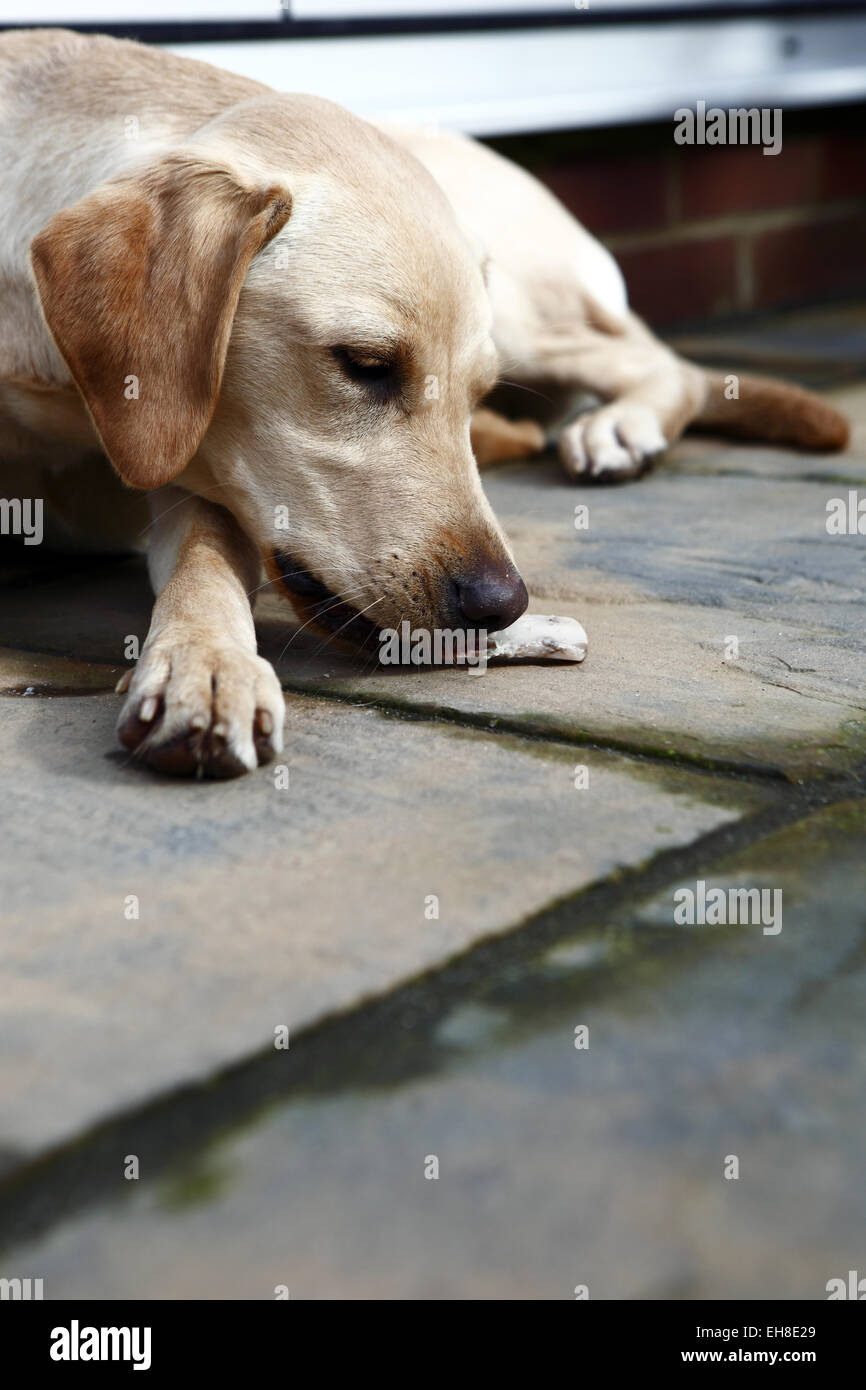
[485,614,587,662]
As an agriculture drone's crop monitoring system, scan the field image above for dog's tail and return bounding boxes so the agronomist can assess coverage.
[693,369,850,452]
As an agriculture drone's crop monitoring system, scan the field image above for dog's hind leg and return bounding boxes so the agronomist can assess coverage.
[470,407,546,469]
[524,305,708,483]
[520,300,848,482]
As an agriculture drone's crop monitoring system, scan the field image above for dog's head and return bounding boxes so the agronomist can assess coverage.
[30,95,527,645]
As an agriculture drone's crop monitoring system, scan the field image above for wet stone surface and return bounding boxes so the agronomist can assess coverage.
[2,800,863,1299]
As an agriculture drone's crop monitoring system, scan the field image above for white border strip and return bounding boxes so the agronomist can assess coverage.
[168,16,866,136]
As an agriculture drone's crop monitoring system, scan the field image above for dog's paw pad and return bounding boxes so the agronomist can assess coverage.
[117,638,284,778]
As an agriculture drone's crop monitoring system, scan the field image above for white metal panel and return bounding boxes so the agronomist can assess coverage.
[0,1,281,21]
[290,1,577,16]
[168,16,866,136]
[289,2,799,15]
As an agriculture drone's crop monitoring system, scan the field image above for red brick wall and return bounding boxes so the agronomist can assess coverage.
[493,111,866,330]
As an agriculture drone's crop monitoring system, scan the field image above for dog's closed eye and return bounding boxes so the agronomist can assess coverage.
[332,346,398,395]
[332,347,408,405]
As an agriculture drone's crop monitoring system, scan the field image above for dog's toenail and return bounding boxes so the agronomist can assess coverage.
[190,714,207,730]
[139,696,158,722]
[257,709,274,736]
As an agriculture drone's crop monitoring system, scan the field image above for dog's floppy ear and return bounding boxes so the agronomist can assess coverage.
[30,153,291,490]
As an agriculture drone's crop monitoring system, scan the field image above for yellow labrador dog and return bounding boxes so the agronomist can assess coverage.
[0,30,848,777]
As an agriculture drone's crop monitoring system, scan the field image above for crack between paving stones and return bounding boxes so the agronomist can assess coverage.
[276,682,793,784]
[0,763,864,1252]
[726,664,866,713]
[2,664,855,784]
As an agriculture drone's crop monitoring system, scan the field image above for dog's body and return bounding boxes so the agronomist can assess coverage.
[0,31,849,776]
[385,122,849,474]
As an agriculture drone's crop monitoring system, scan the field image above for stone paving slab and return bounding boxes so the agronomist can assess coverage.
[664,423,866,484]
[0,692,763,1168]
[0,558,151,668]
[3,426,865,779]
[267,595,866,780]
[5,799,862,1299]
[668,302,866,391]
[0,647,121,694]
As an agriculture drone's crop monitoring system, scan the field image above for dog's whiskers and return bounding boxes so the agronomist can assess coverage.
[495,377,555,405]
[245,573,284,602]
[274,584,372,665]
[308,596,384,660]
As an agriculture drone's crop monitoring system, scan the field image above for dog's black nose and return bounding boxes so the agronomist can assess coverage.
[455,564,528,632]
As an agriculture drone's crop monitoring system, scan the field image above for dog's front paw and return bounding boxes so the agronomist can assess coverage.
[116,633,285,778]
[559,403,667,482]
